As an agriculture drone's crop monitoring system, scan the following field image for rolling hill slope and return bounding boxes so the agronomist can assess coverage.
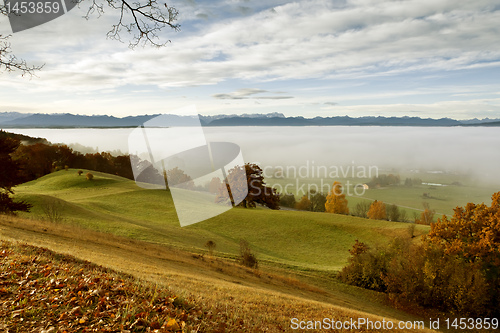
[14,170,429,271]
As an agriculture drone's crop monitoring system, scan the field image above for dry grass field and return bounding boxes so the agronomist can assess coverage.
[0,215,438,332]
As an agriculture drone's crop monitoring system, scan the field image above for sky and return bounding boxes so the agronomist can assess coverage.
[1,0,500,119]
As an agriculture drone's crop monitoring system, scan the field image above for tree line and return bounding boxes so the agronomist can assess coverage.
[0,131,283,213]
[281,181,434,224]
[0,131,135,213]
[339,192,500,317]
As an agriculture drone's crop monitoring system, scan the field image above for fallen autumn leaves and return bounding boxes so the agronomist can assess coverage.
[0,240,197,332]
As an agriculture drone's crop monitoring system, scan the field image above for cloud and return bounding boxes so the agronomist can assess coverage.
[255,96,293,100]
[1,0,500,119]
[4,0,500,93]
[196,13,210,20]
[213,88,293,99]
[236,6,253,15]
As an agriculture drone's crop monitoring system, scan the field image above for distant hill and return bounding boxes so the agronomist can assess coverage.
[0,112,32,124]
[469,120,500,126]
[1,111,499,127]
[0,113,159,128]
[207,116,314,126]
[0,129,49,144]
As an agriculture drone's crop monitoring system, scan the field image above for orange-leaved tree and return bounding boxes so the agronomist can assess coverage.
[325,181,349,215]
[295,195,313,211]
[415,202,435,225]
[423,192,500,314]
[426,192,500,267]
[367,200,386,220]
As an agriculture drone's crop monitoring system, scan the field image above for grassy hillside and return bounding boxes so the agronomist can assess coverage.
[15,169,429,271]
[0,217,438,332]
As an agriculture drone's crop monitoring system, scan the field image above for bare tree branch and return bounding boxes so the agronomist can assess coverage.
[0,0,180,75]
[84,0,180,48]
[0,35,44,77]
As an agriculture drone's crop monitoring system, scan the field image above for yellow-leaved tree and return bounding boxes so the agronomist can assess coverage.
[325,181,349,215]
[367,200,386,220]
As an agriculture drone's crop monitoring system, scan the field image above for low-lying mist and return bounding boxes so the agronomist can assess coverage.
[203,126,500,185]
[5,126,500,185]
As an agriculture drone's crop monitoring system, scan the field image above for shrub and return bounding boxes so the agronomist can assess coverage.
[340,236,496,316]
[338,240,390,292]
[239,239,258,269]
[42,198,63,223]
[205,240,216,256]
[86,172,94,180]
[383,243,492,316]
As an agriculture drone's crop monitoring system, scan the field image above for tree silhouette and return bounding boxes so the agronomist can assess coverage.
[0,134,31,214]
[216,163,280,210]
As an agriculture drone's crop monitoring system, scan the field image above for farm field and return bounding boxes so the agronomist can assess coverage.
[267,172,497,218]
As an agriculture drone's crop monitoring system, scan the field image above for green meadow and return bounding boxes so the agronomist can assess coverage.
[14,169,429,271]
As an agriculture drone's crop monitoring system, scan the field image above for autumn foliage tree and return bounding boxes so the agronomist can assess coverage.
[340,192,500,316]
[325,181,349,215]
[415,202,435,225]
[207,177,222,194]
[427,192,500,269]
[295,195,313,211]
[367,200,386,220]
[165,167,194,189]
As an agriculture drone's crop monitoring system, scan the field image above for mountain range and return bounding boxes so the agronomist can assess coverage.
[0,112,499,128]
